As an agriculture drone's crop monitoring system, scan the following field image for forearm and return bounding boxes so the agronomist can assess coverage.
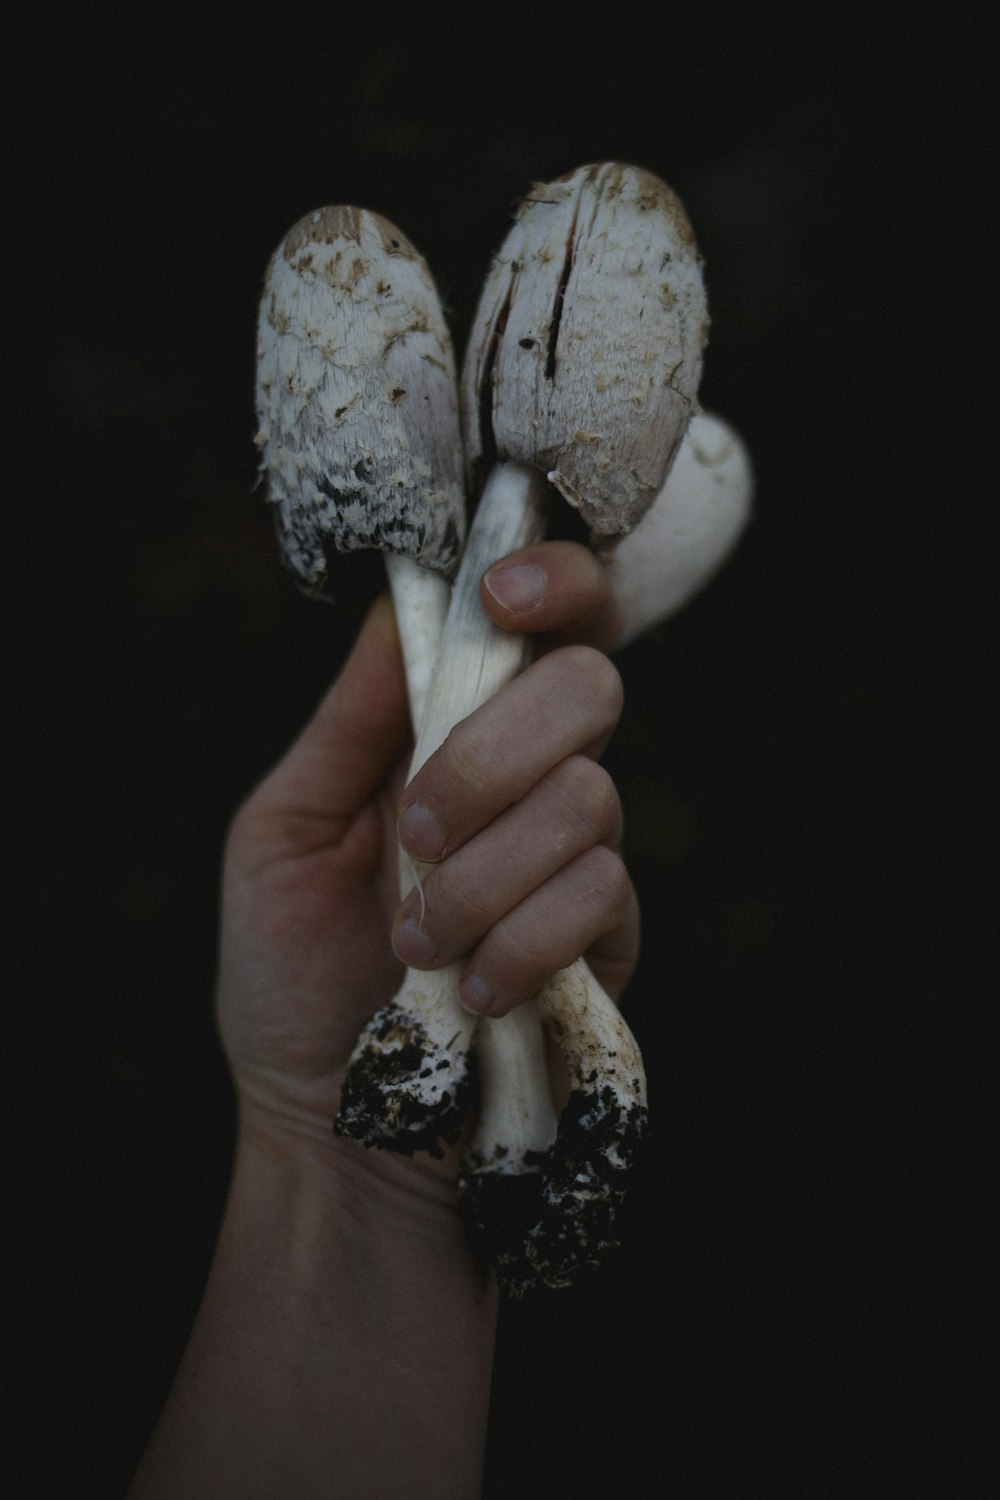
[129,1121,498,1499]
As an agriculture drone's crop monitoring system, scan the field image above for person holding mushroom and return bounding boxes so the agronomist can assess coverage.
[127,540,644,1498]
[129,165,751,1495]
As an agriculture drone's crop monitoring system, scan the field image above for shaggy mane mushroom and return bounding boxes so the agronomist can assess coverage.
[254,167,751,1294]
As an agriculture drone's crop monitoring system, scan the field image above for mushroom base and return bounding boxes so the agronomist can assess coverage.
[459,1085,648,1296]
[334,1000,471,1158]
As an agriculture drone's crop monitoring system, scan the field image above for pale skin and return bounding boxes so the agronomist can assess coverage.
[128,541,639,1500]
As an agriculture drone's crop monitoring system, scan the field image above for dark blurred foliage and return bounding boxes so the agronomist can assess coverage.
[7,5,991,1495]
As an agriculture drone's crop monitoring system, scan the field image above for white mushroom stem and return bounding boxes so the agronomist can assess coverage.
[335,462,551,1154]
[469,995,560,1166]
[384,555,453,741]
[383,554,452,905]
[536,961,647,1149]
[607,412,754,649]
[469,957,645,1169]
[371,483,559,1165]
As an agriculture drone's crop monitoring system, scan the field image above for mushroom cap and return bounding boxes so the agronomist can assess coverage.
[607,411,754,646]
[255,206,466,594]
[461,163,709,539]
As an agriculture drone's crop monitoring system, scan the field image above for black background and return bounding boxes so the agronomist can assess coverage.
[9,6,990,1495]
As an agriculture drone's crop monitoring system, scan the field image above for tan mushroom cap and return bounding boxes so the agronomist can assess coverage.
[462,162,709,540]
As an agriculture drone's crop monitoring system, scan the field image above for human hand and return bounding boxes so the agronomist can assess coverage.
[216,541,637,1199]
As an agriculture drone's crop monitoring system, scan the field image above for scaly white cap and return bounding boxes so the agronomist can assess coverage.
[255,206,466,594]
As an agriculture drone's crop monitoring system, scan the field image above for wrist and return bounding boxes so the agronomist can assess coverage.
[232,1095,478,1270]
[131,1099,497,1499]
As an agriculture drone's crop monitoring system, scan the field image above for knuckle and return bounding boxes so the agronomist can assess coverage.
[481,917,547,985]
[551,757,620,840]
[559,644,624,720]
[582,845,632,916]
[439,722,497,798]
[431,860,490,935]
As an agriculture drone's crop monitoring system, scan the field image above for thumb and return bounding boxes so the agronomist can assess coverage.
[247,593,411,849]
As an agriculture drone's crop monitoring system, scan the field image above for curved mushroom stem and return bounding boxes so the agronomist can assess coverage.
[459,958,647,1295]
[335,463,551,1154]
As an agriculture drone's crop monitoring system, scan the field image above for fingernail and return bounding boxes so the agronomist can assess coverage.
[459,973,496,1015]
[392,916,439,967]
[483,563,546,614]
[397,801,445,860]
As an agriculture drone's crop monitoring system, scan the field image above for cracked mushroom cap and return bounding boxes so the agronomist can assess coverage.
[461,162,709,540]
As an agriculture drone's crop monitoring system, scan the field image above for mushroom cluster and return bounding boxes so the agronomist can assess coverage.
[254,164,752,1293]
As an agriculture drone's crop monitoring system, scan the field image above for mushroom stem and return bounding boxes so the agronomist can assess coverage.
[469,1000,559,1167]
[335,462,551,1154]
[383,555,452,742]
[382,555,453,903]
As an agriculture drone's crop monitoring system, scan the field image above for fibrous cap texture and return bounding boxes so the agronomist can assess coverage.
[256,206,466,593]
[462,163,709,538]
